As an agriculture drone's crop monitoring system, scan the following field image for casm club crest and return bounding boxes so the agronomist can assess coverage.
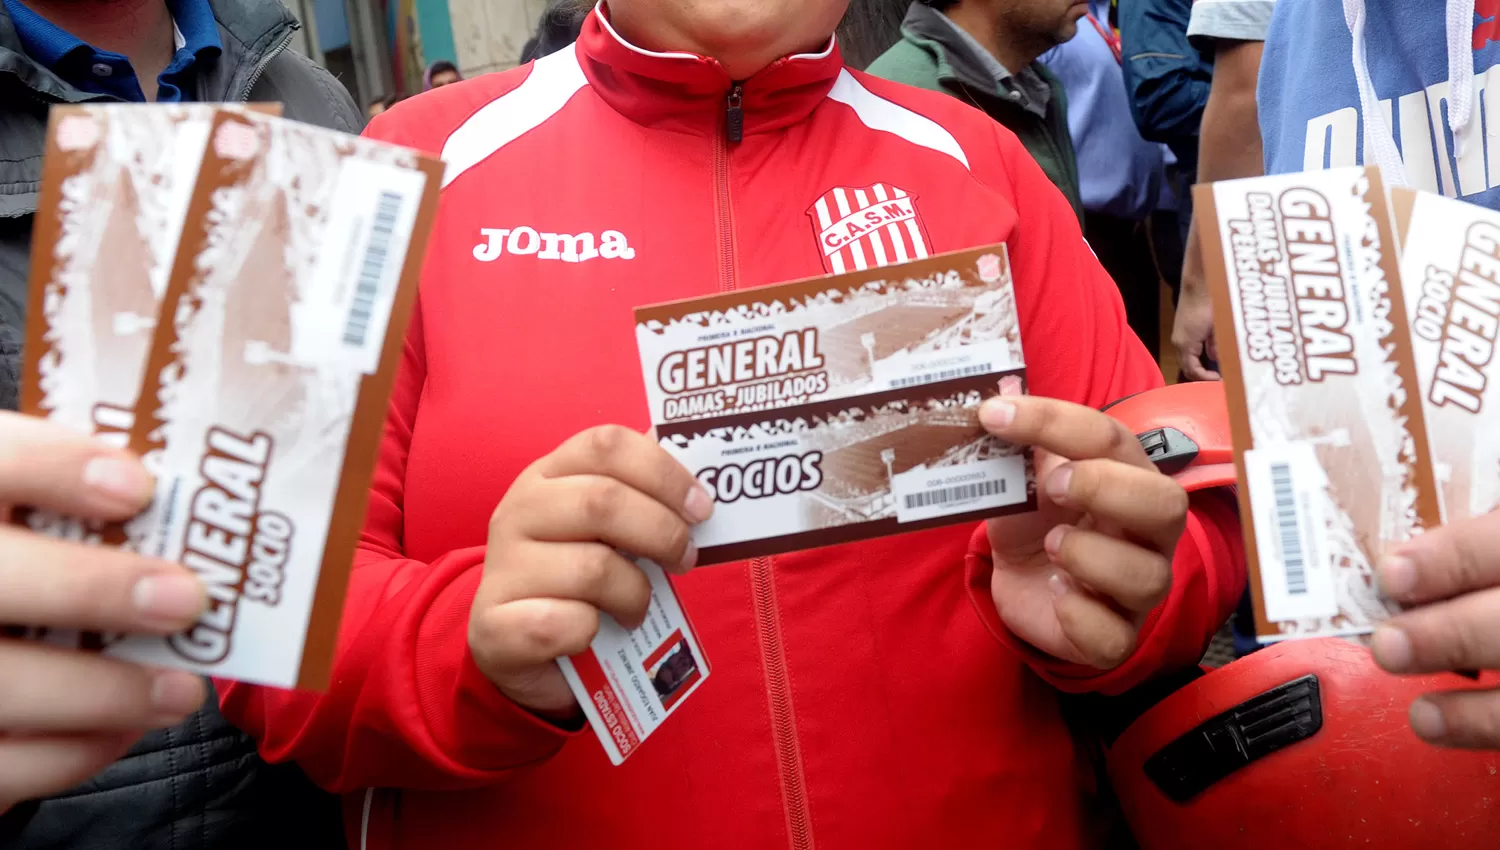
[808,183,932,274]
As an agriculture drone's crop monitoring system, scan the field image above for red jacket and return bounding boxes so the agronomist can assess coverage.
[221,11,1245,850]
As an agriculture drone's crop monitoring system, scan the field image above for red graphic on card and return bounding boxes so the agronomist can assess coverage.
[644,630,703,712]
[807,183,932,274]
[1476,0,1500,49]
[569,650,640,759]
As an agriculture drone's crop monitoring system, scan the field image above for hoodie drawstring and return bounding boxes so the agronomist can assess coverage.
[1343,0,1477,187]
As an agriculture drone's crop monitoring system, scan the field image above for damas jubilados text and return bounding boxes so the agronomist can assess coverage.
[657,329,828,420]
[172,427,295,665]
[1228,190,1360,384]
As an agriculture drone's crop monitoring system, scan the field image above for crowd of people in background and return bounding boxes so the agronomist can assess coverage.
[4,0,1500,848]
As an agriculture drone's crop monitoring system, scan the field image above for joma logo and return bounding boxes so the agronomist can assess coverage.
[472,227,636,263]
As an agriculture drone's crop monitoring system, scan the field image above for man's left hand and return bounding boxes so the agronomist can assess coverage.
[980,395,1189,669]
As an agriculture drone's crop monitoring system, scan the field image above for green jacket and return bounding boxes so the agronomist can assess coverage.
[867,11,1083,223]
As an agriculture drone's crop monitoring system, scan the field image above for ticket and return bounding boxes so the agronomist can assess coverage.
[1390,189,1500,522]
[1197,166,1442,641]
[20,104,276,543]
[634,245,1022,424]
[107,111,442,689]
[557,558,709,766]
[660,371,1033,565]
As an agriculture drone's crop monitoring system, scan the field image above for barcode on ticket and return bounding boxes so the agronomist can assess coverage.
[892,454,1029,524]
[299,157,428,375]
[889,363,994,389]
[1269,463,1308,596]
[903,478,1006,510]
[342,189,404,350]
[1245,444,1337,624]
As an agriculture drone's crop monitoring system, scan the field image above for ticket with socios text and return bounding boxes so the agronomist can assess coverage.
[635,246,1035,563]
[105,111,443,690]
[1198,166,1441,642]
[1390,189,1500,524]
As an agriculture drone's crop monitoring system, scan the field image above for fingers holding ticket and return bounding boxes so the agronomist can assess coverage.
[471,425,711,716]
[0,411,207,814]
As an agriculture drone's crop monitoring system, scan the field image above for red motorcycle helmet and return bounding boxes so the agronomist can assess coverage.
[1106,380,1236,494]
[1107,640,1500,849]
[1103,382,1500,849]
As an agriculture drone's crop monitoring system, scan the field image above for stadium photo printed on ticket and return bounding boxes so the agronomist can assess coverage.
[18,104,279,654]
[634,245,1022,425]
[557,558,709,766]
[658,371,1034,565]
[115,110,443,689]
[1390,189,1500,523]
[19,104,277,544]
[1197,166,1441,642]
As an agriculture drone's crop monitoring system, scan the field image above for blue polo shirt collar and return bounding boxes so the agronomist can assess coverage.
[4,0,221,101]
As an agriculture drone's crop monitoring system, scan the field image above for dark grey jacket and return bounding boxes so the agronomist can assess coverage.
[0,1,360,847]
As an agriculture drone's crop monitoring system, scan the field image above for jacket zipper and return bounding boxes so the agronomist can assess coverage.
[715,83,743,293]
[716,82,813,850]
[238,28,296,101]
[751,556,814,850]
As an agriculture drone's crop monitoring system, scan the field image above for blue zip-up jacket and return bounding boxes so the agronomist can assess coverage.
[1120,0,1212,170]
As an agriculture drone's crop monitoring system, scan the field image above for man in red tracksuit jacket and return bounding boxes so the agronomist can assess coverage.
[220,2,1246,847]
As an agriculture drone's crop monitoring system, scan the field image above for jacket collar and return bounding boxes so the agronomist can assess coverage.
[578,3,844,137]
[0,0,295,105]
[0,0,296,216]
[899,2,1053,119]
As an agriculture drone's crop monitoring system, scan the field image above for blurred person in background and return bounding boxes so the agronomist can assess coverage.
[368,93,402,120]
[0,0,357,846]
[1169,0,1269,383]
[868,0,1086,220]
[1040,2,1174,359]
[216,1,1247,848]
[425,58,461,89]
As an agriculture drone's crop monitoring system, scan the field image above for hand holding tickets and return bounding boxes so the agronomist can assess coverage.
[16,104,442,691]
[470,426,711,716]
[554,246,1036,764]
[0,413,206,813]
[1200,169,1500,748]
[1365,188,1500,749]
[980,395,1187,669]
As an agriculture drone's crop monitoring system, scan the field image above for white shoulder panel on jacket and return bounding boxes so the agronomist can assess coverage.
[825,69,971,172]
[440,43,589,190]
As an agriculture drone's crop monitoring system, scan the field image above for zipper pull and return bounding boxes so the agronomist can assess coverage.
[726,84,744,144]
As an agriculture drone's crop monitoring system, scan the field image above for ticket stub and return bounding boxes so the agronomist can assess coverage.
[659,371,1034,564]
[557,558,709,765]
[1197,166,1442,641]
[1390,189,1500,522]
[635,245,1022,424]
[108,111,442,689]
[20,104,275,542]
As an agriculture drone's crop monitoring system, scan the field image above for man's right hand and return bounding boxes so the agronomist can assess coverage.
[469,426,713,715]
[0,412,208,815]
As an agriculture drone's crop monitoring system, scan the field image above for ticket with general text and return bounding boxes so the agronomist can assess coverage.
[557,558,709,766]
[635,245,1022,424]
[1391,189,1500,523]
[1198,166,1441,641]
[20,104,278,542]
[18,104,281,653]
[102,111,443,689]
